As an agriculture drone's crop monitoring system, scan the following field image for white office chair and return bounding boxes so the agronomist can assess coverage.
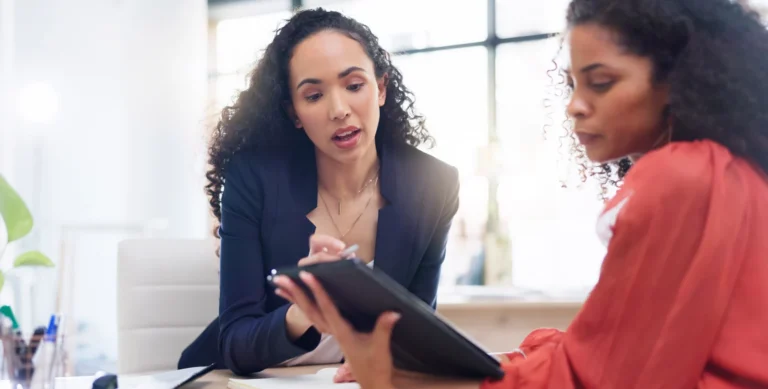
[116,239,220,374]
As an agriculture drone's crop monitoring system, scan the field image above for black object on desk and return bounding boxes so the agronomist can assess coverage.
[268,259,505,380]
[91,364,215,389]
[92,374,119,389]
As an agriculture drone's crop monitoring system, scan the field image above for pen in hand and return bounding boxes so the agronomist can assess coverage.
[338,244,359,259]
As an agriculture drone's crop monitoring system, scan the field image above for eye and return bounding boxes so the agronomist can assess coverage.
[590,81,614,92]
[347,83,364,92]
[305,93,322,102]
[564,73,575,88]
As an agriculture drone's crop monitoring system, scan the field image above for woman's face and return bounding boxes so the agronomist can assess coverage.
[288,30,386,164]
[566,23,670,163]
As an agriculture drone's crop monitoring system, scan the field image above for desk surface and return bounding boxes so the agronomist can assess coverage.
[189,365,483,389]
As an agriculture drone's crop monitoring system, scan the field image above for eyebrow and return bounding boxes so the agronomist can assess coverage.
[296,66,367,90]
[580,63,605,73]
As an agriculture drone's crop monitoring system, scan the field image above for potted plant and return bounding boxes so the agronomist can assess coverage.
[0,175,54,291]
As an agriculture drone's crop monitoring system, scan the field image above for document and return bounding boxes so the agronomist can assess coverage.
[228,368,360,389]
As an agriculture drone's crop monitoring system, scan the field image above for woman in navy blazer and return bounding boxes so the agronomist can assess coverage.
[179,8,459,376]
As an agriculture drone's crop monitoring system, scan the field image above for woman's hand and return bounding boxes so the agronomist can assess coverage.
[273,271,400,389]
[277,234,350,336]
[298,234,349,266]
[333,362,355,383]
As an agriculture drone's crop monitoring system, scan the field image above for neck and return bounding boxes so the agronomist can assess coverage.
[316,147,379,199]
[628,128,673,163]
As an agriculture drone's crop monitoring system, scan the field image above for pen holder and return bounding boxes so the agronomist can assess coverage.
[0,331,64,389]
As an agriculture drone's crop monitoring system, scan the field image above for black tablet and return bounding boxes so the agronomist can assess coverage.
[267,259,505,380]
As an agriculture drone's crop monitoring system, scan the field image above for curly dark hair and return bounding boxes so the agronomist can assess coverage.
[554,0,768,195]
[205,8,432,237]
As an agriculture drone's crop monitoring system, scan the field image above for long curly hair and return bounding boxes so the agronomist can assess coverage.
[554,0,768,195]
[205,8,432,237]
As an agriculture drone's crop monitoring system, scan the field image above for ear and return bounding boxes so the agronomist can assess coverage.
[377,73,388,107]
[283,101,303,129]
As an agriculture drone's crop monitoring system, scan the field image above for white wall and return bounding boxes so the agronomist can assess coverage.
[5,0,209,374]
[0,1,15,179]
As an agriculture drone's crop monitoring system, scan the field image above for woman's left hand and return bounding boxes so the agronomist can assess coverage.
[273,272,400,389]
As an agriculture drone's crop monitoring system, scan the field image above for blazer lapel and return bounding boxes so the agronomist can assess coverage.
[373,142,420,286]
[271,140,318,267]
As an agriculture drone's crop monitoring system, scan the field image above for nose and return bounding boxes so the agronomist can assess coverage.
[566,90,591,120]
[328,91,350,121]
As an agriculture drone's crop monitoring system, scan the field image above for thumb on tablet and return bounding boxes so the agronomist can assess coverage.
[372,312,401,350]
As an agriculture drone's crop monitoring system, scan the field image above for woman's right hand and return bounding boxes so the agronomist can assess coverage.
[279,234,348,338]
[297,234,348,266]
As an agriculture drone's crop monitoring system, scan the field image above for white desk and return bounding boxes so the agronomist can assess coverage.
[39,366,483,389]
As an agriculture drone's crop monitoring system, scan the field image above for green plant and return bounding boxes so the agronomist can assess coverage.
[0,175,54,291]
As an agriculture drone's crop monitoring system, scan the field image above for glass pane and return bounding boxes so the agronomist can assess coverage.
[495,0,571,38]
[495,39,606,293]
[392,47,489,288]
[305,0,487,52]
[215,12,293,112]
[216,11,292,74]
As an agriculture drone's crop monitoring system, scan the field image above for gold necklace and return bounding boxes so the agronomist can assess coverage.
[319,177,378,239]
[325,170,380,215]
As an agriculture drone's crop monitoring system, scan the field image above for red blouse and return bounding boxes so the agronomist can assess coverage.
[482,140,768,389]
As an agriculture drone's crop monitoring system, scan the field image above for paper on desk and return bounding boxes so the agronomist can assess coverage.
[52,366,213,389]
[228,368,360,389]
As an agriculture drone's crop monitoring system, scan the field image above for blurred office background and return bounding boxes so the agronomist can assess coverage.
[1,0,766,376]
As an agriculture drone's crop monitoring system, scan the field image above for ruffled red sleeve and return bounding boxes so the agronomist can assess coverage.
[482,141,764,389]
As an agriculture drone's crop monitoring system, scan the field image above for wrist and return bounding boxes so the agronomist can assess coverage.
[285,304,313,340]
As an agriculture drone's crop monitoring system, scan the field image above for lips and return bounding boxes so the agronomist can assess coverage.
[332,126,362,149]
[575,132,601,146]
[333,126,361,141]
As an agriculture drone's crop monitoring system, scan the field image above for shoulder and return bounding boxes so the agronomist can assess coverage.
[221,150,295,207]
[604,140,744,228]
[622,140,726,203]
[395,145,459,191]
[225,148,291,181]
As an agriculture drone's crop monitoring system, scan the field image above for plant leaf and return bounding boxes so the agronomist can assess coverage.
[0,175,33,242]
[14,250,54,268]
[0,271,5,293]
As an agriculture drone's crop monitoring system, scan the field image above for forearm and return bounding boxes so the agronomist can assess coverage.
[219,305,319,375]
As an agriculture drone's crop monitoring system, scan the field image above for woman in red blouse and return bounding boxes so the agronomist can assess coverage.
[274,0,768,387]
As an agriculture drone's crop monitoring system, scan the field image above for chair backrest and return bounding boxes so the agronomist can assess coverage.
[117,239,219,374]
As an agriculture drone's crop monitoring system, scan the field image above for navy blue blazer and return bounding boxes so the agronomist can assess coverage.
[216,137,459,375]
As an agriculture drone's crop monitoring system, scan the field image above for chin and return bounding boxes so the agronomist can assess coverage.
[587,150,632,166]
[584,148,604,164]
[584,147,615,165]
[331,138,376,164]
[332,150,365,165]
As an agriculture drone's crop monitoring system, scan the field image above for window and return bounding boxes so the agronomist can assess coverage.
[495,0,571,38]
[496,39,605,291]
[214,11,291,111]
[392,47,489,288]
[305,0,487,52]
